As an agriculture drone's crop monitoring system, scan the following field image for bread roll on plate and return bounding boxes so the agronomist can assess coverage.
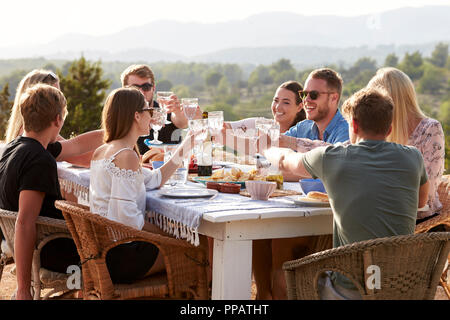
[142,148,164,163]
[305,191,329,202]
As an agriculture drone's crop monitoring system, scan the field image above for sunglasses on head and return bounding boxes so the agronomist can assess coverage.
[43,71,58,83]
[131,82,153,92]
[299,90,335,101]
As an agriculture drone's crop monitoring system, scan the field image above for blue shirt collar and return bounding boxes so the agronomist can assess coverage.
[311,109,345,140]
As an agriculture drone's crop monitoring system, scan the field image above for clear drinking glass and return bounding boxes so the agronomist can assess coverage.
[156,91,174,124]
[149,108,165,145]
[208,111,224,149]
[182,98,199,122]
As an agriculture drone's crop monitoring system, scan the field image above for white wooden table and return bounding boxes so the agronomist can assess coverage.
[198,203,333,300]
[57,162,333,300]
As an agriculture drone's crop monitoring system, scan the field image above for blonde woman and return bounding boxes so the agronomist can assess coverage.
[4,69,103,167]
[89,87,194,283]
[367,67,445,222]
[6,69,60,143]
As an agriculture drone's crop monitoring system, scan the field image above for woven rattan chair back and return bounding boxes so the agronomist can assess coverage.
[0,208,76,299]
[415,174,450,298]
[283,232,450,300]
[55,200,209,300]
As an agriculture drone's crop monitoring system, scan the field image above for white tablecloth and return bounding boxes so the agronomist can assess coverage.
[57,162,322,246]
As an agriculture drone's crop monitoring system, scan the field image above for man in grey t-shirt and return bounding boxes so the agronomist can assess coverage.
[263,87,429,299]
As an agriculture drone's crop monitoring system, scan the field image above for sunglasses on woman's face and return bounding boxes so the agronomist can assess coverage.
[299,90,335,101]
[131,82,153,92]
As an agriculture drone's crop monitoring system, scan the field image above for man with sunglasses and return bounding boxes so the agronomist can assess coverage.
[120,64,189,153]
[280,68,349,149]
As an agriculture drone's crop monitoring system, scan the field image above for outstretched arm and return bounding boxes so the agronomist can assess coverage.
[56,130,104,164]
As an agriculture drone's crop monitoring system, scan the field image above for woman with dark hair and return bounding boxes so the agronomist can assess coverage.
[89,87,195,283]
[225,81,305,133]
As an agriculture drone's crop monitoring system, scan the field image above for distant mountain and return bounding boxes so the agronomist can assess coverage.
[1,5,449,67]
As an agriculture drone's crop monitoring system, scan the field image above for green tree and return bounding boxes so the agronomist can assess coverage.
[429,42,448,68]
[155,79,173,91]
[384,53,399,67]
[205,71,223,88]
[0,83,12,139]
[398,51,424,80]
[418,63,446,94]
[439,100,450,172]
[58,57,111,137]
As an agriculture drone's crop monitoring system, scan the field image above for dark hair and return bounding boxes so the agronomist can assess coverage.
[278,81,306,127]
[342,87,394,136]
[309,68,343,101]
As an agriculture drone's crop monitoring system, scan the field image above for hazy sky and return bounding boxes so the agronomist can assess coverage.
[1,0,449,47]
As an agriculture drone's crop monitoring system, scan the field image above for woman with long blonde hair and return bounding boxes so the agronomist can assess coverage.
[5,69,60,143]
[367,67,445,222]
[4,69,103,167]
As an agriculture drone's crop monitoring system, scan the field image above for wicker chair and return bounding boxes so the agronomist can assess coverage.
[54,200,209,300]
[283,232,450,300]
[0,208,78,300]
[415,174,450,298]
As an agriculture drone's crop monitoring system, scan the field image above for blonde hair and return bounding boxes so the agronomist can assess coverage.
[5,69,59,142]
[120,64,155,87]
[20,84,66,133]
[367,67,425,145]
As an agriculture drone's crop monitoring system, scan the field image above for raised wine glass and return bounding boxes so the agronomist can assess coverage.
[149,108,166,145]
[156,91,174,124]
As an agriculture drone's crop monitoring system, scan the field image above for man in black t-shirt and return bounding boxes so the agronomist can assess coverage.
[120,64,190,154]
[0,84,79,300]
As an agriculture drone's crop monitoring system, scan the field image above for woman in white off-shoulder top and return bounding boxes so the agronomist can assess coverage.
[89,87,194,284]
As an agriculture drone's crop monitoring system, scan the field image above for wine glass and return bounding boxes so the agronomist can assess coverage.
[156,91,174,124]
[208,111,224,149]
[149,108,166,145]
[182,98,199,125]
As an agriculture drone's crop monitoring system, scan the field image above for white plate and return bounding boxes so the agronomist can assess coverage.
[287,195,330,207]
[158,188,218,199]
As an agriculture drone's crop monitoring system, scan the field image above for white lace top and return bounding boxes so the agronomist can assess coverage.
[89,148,162,230]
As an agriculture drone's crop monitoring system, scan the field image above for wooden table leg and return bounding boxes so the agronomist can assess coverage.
[211,239,252,300]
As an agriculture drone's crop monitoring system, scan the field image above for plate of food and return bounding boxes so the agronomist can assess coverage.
[192,167,266,189]
[288,191,330,207]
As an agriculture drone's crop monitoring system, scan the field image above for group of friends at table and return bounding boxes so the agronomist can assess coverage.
[0,63,445,300]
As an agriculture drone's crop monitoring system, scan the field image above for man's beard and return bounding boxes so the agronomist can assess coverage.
[306,104,329,122]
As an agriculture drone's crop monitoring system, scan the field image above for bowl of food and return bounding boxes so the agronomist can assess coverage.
[299,178,326,195]
[245,181,276,201]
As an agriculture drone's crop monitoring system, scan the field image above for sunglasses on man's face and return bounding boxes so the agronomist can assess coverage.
[299,90,335,101]
[131,82,153,92]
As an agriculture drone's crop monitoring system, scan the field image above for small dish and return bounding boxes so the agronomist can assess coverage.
[299,178,326,194]
[245,181,276,201]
